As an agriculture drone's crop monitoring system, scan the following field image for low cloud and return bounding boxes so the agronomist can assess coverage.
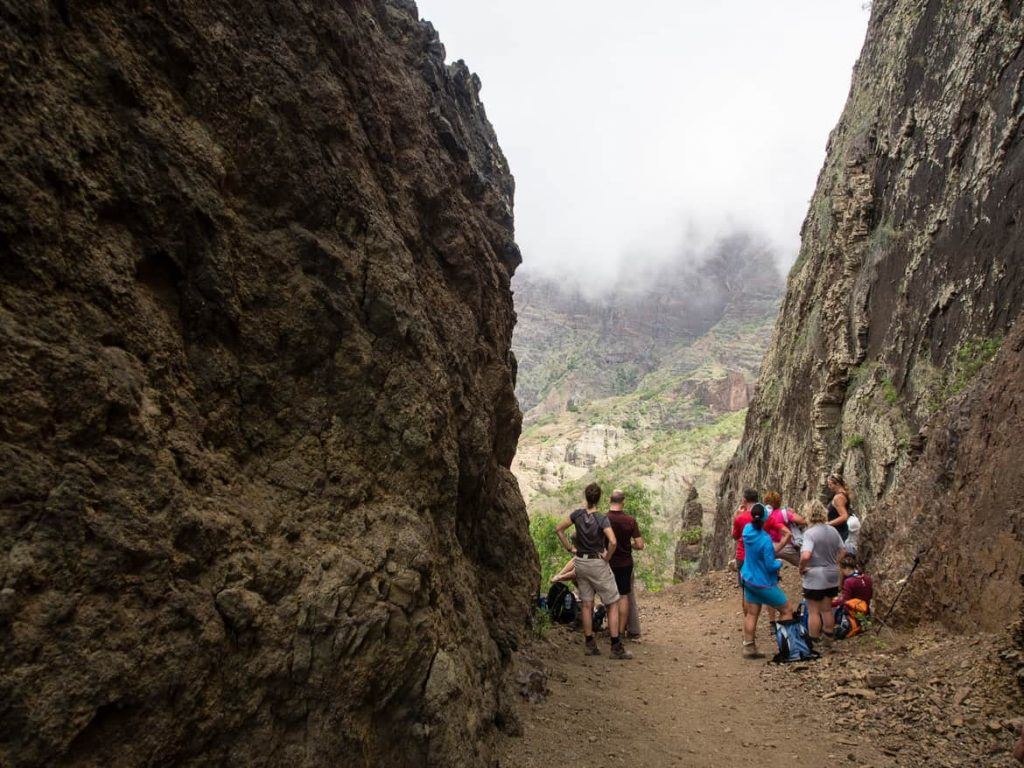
[418,0,869,290]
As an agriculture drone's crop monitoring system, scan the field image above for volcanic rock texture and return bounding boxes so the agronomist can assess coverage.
[0,1,535,765]
[709,0,1024,630]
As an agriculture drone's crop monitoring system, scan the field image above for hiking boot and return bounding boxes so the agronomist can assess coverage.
[610,643,633,660]
[742,641,763,659]
[584,638,601,656]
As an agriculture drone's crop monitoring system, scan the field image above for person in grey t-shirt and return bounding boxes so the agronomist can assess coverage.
[799,499,846,643]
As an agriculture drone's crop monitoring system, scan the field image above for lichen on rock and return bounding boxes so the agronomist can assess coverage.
[707,0,1024,631]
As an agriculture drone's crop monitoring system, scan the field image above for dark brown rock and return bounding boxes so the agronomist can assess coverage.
[0,2,535,766]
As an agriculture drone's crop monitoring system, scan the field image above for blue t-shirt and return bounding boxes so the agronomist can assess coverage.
[739,523,783,588]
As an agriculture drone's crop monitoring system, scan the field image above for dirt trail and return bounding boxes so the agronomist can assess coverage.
[501,574,1024,767]
[500,583,894,768]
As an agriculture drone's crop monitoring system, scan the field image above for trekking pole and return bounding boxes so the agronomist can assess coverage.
[877,552,922,627]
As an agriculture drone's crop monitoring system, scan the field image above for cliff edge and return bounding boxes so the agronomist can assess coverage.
[0,1,535,765]
[709,0,1024,632]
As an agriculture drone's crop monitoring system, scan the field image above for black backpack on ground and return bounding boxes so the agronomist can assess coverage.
[547,582,579,625]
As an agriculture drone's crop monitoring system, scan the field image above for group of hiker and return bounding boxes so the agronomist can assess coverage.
[549,483,644,660]
[733,474,872,660]
[547,474,872,663]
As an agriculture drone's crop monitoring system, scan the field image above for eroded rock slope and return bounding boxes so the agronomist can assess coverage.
[0,2,535,765]
[709,0,1024,630]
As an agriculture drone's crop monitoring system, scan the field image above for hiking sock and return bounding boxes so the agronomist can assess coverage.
[610,635,622,648]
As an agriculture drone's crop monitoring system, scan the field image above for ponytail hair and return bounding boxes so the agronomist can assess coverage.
[750,503,767,531]
[828,473,854,506]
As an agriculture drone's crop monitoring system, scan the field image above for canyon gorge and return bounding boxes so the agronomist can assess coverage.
[1,0,1023,766]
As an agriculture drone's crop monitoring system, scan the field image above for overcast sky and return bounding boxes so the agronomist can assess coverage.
[416,1,871,284]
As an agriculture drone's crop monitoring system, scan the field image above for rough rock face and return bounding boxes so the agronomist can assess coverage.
[707,0,1024,631]
[0,2,535,766]
[673,488,704,581]
[694,371,751,414]
[512,232,782,415]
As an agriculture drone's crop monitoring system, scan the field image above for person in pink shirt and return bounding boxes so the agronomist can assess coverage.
[760,491,796,630]
[733,489,786,614]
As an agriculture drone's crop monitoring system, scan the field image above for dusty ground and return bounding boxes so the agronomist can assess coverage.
[499,573,1023,768]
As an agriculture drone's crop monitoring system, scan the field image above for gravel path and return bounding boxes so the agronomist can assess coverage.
[500,575,1021,767]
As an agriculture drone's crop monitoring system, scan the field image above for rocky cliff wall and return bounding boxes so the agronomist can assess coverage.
[708,0,1024,631]
[0,2,535,766]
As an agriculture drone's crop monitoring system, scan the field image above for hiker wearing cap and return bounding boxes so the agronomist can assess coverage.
[555,483,632,659]
[799,499,846,645]
[760,490,798,632]
[606,488,645,640]
[733,489,786,614]
[739,503,795,658]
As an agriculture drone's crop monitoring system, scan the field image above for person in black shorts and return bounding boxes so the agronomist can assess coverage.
[606,488,645,640]
[799,499,846,643]
[555,483,632,659]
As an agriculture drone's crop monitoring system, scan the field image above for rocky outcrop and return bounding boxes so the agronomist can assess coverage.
[674,488,704,581]
[707,0,1024,631]
[0,2,535,766]
[695,371,751,413]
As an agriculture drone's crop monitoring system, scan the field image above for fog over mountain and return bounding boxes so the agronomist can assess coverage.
[417,0,870,287]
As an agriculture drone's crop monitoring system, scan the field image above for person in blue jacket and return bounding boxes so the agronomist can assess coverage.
[740,503,795,658]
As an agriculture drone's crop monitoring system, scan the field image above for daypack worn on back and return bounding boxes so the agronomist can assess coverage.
[772,618,819,663]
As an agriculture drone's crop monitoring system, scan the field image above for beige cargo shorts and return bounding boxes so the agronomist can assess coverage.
[574,556,621,605]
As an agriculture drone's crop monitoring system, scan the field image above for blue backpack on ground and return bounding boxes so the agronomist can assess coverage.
[772,618,819,663]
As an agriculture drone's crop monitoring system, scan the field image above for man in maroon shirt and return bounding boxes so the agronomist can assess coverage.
[607,489,645,639]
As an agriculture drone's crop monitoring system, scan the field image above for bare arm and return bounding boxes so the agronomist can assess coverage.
[555,517,576,554]
[633,535,646,551]
[774,526,792,553]
[799,548,812,575]
[789,511,808,526]
[602,526,617,562]
[828,494,849,527]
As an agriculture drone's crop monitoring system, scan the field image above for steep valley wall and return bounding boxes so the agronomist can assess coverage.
[709,0,1024,632]
[0,2,535,766]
